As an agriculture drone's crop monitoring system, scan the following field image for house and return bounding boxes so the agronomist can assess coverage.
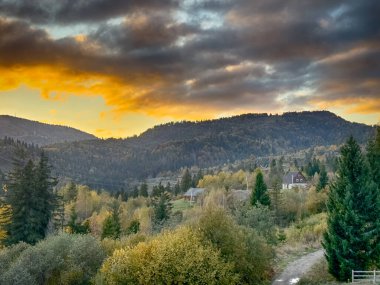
[183,188,205,202]
[282,171,308,189]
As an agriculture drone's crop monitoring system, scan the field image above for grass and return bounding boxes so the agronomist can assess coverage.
[298,258,344,285]
[172,198,193,212]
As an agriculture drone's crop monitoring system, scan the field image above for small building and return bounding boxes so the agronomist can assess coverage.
[183,188,205,202]
[282,171,308,189]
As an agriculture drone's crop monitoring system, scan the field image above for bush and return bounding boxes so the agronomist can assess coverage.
[0,233,105,285]
[195,206,274,284]
[100,227,238,285]
[0,242,29,276]
[101,233,147,256]
[285,213,327,247]
[234,203,277,244]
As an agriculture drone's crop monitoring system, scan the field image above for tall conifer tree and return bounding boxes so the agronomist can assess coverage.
[251,171,270,206]
[323,137,380,281]
[4,150,57,245]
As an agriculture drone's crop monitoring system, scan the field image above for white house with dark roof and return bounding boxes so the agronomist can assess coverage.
[282,171,308,189]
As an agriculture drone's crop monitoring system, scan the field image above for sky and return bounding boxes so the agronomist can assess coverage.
[0,0,379,138]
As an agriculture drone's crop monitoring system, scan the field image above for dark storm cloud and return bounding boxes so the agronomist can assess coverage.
[0,0,379,115]
[0,0,178,24]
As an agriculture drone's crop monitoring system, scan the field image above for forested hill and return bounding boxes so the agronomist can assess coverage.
[0,115,97,146]
[44,111,374,190]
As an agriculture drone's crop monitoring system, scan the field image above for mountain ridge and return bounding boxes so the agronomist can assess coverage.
[42,111,375,190]
[0,115,97,146]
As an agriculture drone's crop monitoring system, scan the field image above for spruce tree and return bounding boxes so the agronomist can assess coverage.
[367,126,380,187]
[323,137,380,281]
[139,182,149,197]
[67,206,90,234]
[316,165,328,192]
[152,192,172,224]
[180,168,192,193]
[251,171,270,206]
[101,201,121,239]
[4,149,57,245]
[32,152,57,240]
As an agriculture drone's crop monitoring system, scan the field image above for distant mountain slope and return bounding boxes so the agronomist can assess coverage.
[0,115,97,146]
[44,111,375,190]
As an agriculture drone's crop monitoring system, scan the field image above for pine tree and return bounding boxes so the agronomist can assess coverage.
[180,168,192,193]
[251,171,270,206]
[139,182,149,197]
[4,150,57,245]
[132,185,139,198]
[32,152,57,240]
[152,192,172,224]
[316,165,328,192]
[67,206,91,234]
[323,137,380,281]
[102,201,121,239]
[173,181,181,196]
[64,181,77,202]
[52,193,65,233]
[367,126,380,187]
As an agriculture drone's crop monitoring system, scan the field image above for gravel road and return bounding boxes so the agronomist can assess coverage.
[272,249,324,285]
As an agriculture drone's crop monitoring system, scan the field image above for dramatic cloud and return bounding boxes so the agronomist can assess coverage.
[0,0,379,129]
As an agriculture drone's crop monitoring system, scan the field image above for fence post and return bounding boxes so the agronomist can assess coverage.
[352,270,354,283]
[373,270,375,284]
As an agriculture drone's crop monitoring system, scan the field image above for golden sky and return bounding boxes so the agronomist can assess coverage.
[0,1,379,137]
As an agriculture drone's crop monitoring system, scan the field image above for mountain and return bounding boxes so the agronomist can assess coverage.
[43,111,375,190]
[0,115,97,146]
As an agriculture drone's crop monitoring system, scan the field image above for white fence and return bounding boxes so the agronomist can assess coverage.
[352,270,380,283]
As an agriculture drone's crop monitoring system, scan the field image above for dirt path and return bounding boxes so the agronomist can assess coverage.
[272,249,324,285]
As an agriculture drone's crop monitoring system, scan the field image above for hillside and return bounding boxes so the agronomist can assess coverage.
[43,111,374,190]
[0,115,97,146]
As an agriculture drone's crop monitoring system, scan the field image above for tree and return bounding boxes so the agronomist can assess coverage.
[323,137,380,281]
[3,151,57,245]
[101,227,238,285]
[180,168,192,193]
[67,206,90,234]
[367,126,380,187]
[152,192,172,225]
[101,201,121,239]
[316,165,328,192]
[138,182,148,197]
[131,186,139,198]
[63,181,77,202]
[251,171,270,206]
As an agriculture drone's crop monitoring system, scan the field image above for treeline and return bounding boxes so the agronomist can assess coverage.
[44,111,374,190]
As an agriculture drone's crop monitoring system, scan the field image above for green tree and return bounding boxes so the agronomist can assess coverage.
[323,137,380,281]
[67,206,90,234]
[101,201,121,239]
[152,192,172,224]
[4,151,57,245]
[367,126,380,187]
[63,181,77,202]
[180,168,192,193]
[316,165,328,192]
[251,171,270,206]
[138,182,149,197]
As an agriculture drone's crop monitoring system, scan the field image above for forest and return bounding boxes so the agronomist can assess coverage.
[44,111,373,190]
[0,126,379,285]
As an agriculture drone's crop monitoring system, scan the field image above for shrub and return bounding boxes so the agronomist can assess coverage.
[285,213,327,247]
[101,227,238,285]
[195,206,274,284]
[0,233,105,285]
[101,233,147,256]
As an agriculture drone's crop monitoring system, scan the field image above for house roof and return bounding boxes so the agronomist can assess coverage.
[183,188,205,197]
[282,171,306,184]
